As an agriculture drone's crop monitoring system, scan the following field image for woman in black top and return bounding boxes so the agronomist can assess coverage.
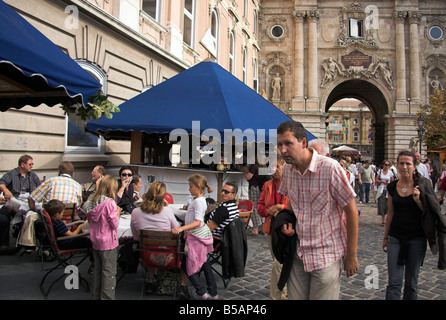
[382,150,444,300]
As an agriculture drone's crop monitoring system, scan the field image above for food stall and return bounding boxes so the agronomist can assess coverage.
[87,61,316,203]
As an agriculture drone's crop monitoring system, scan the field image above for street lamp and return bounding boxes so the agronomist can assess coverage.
[417,115,425,154]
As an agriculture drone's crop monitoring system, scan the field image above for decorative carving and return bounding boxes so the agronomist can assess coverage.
[424,16,446,48]
[265,16,288,45]
[262,51,292,74]
[320,53,394,90]
[337,4,378,48]
[321,58,343,88]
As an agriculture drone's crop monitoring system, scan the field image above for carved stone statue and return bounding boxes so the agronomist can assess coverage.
[430,75,444,94]
[321,57,343,88]
[372,59,393,89]
[271,73,283,100]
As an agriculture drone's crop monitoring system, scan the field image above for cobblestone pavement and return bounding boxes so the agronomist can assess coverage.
[0,198,445,300]
[222,199,446,300]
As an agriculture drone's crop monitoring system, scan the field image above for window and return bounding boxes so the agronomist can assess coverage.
[210,9,218,58]
[254,10,258,36]
[349,19,364,38]
[270,25,284,39]
[66,61,106,153]
[353,129,359,142]
[242,47,247,84]
[429,26,443,40]
[183,0,195,47]
[244,0,248,18]
[229,31,235,74]
[353,118,358,125]
[253,59,258,92]
[142,0,161,21]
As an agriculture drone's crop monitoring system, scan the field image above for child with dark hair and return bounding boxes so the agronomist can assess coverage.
[45,199,91,250]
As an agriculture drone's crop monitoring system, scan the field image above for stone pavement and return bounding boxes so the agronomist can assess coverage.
[0,198,445,300]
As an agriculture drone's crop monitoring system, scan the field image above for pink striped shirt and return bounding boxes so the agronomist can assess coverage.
[278,150,356,272]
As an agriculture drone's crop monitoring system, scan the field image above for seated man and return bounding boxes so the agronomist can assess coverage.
[28,161,82,211]
[205,182,240,242]
[82,165,106,202]
[0,154,41,199]
[18,161,83,249]
[0,155,41,253]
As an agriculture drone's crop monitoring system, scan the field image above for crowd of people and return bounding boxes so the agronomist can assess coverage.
[1,119,445,301]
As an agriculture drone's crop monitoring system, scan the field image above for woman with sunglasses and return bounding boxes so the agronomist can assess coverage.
[117,166,136,214]
[376,160,395,226]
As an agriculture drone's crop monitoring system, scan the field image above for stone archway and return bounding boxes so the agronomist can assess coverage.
[324,79,389,163]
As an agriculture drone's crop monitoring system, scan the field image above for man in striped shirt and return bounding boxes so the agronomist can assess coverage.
[206,182,239,240]
[277,120,358,300]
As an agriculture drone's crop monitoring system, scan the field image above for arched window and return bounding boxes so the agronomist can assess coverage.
[253,59,258,92]
[183,0,195,47]
[229,31,235,74]
[242,47,247,84]
[66,60,106,153]
[210,9,218,59]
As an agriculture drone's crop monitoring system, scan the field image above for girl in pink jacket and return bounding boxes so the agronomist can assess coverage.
[86,175,121,300]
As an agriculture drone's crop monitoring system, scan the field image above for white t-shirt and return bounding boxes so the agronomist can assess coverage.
[184,196,207,225]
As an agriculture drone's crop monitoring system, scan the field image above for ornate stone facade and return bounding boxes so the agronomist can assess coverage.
[259,0,446,163]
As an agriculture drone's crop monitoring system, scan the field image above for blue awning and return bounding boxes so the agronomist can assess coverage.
[87,61,316,143]
[0,0,102,110]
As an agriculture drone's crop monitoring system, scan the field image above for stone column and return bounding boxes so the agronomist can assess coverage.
[306,10,319,111]
[408,11,422,107]
[291,10,305,111]
[394,11,408,113]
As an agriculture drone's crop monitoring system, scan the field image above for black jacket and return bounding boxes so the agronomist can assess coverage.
[417,177,446,269]
[272,209,297,291]
[220,216,248,278]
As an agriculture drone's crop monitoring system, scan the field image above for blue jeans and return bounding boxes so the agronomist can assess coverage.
[385,236,427,300]
[360,183,371,203]
[188,261,218,297]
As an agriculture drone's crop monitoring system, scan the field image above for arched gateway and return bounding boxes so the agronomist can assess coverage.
[324,79,389,164]
[259,0,446,162]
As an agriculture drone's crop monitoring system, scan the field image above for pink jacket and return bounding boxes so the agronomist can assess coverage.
[87,198,119,251]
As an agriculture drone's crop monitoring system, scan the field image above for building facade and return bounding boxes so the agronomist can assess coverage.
[0,0,261,182]
[259,0,446,163]
[326,99,373,157]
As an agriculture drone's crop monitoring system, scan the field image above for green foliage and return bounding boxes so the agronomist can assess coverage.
[61,92,120,121]
[417,89,446,149]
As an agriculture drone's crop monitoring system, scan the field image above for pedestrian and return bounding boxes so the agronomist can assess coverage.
[376,160,395,226]
[276,120,359,300]
[358,161,374,203]
[239,161,264,234]
[172,174,217,300]
[86,175,121,300]
[257,154,290,300]
[382,150,446,300]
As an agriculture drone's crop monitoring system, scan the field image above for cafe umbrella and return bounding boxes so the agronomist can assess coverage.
[0,0,102,111]
[86,61,316,143]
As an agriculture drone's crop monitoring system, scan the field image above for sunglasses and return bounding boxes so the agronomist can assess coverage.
[221,189,234,194]
[121,173,133,177]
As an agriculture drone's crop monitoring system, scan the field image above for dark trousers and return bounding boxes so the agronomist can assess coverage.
[0,208,11,246]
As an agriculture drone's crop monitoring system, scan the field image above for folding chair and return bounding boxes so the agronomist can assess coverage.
[38,210,90,298]
[139,229,184,298]
[164,193,174,204]
[61,202,78,226]
[206,240,229,288]
[237,199,254,228]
